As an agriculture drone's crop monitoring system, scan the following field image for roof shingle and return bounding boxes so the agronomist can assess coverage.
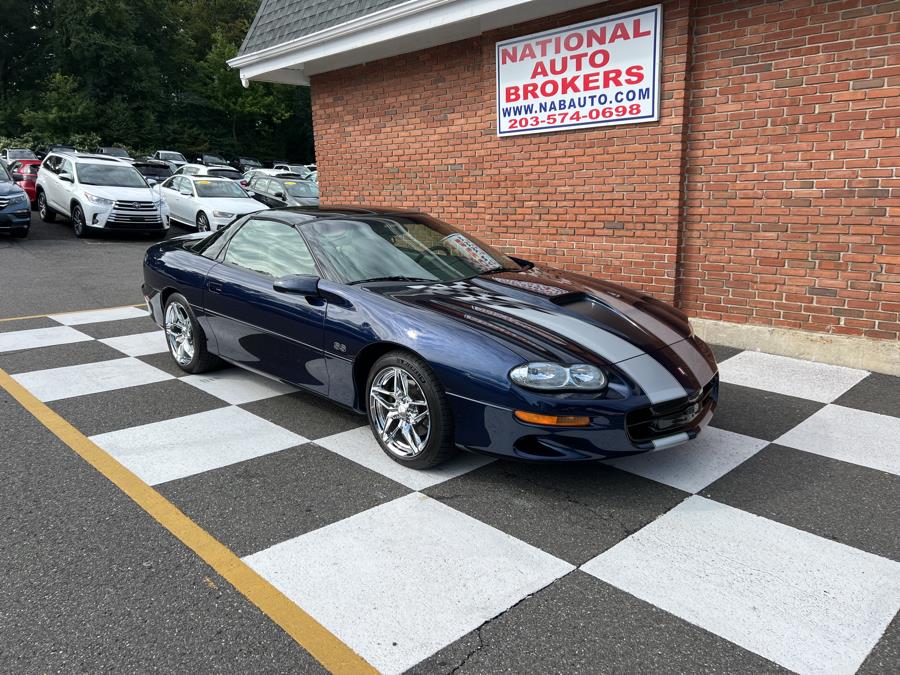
[239,0,408,57]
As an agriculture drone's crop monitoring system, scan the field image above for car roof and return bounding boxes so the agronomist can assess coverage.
[259,206,421,226]
[53,152,128,164]
[184,175,232,182]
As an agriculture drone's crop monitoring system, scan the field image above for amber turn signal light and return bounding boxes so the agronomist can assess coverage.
[514,411,591,427]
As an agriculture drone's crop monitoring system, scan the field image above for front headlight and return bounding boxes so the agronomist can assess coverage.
[83,192,114,208]
[9,193,27,205]
[212,210,234,219]
[509,362,607,391]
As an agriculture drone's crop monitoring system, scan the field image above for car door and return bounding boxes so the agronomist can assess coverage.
[203,217,328,392]
[159,176,182,222]
[40,155,62,209]
[51,157,76,214]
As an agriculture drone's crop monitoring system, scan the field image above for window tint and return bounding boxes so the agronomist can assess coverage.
[60,158,74,176]
[222,219,317,278]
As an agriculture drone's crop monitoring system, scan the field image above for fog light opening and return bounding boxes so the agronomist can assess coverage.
[514,411,591,427]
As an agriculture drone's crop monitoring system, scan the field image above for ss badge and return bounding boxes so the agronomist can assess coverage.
[332,341,347,353]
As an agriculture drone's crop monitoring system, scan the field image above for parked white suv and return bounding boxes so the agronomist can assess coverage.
[36,152,169,238]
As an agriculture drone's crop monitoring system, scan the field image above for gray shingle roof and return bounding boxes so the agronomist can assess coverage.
[239,0,408,57]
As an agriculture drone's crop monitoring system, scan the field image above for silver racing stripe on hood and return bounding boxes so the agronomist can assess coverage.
[487,304,688,404]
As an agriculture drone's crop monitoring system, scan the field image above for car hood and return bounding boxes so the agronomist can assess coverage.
[0,181,26,197]
[202,198,269,214]
[374,266,712,403]
[82,186,156,201]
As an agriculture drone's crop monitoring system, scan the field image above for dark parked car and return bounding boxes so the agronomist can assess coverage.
[36,144,77,160]
[233,156,263,172]
[93,147,133,161]
[142,208,718,469]
[196,153,229,167]
[132,158,173,184]
[0,163,32,237]
[8,159,41,205]
[248,174,319,207]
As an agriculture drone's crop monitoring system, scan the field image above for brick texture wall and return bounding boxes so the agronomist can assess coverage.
[311,0,899,340]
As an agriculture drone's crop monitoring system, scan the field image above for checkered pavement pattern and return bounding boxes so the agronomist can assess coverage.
[1,306,898,674]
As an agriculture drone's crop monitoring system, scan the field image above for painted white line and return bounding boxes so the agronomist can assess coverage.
[315,426,493,491]
[180,368,297,405]
[776,404,900,476]
[49,306,149,326]
[245,493,574,674]
[0,325,93,353]
[582,496,900,674]
[100,331,168,357]
[605,426,768,493]
[718,351,868,403]
[13,357,172,402]
[90,406,307,485]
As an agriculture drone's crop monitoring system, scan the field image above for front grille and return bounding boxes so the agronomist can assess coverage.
[112,200,156,211]
[626,375,718,443]
[106,201,163,229]
[0,198,8,208]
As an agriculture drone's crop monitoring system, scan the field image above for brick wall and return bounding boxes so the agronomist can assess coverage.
[311,0,898,340]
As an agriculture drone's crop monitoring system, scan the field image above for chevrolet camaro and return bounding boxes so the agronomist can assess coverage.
[142,207,718,469]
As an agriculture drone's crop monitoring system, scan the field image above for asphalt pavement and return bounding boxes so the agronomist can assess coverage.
[1,215,898,674]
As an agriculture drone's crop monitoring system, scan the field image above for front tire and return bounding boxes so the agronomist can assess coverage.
[196,211,210,232]
[37,192,56,223]
[72,204,89,238]
[163,293,220,373]
[366,351,457,469]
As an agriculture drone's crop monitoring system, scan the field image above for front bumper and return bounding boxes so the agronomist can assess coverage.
[0,208,32,231]
[86,202,170,233]
[449,374,719,462]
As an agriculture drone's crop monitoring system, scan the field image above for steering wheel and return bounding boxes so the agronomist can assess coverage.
[413,243,451,264]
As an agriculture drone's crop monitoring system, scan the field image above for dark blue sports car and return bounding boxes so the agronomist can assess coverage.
[142,208,718,469]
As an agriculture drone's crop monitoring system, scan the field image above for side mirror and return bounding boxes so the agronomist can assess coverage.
[274,191,285,200]
[59,172,73,182]
[146,178,158,186]
[273,274,319,297]
[11,172,23,181]
[179,187,192,196]
[246,190,256,197]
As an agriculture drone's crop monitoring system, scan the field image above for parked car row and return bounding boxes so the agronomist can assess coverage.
[0,144,318,239]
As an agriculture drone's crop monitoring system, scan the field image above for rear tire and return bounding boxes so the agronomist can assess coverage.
[366,351,458,469]
[37,192,56,223]
[163,293,221,374]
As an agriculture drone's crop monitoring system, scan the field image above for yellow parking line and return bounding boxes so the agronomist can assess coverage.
[0,367,376,675]
[0,303,145,323]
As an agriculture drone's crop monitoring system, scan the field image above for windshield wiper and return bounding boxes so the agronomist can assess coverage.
[349,275,433,285]
[478,266,520,276]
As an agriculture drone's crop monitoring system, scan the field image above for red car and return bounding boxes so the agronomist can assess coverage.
[8,159,41,205]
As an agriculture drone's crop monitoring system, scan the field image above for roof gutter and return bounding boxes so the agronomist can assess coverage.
[228,0,603,85]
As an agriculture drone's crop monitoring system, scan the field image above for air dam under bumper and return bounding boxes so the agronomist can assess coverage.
[448,374,718,462]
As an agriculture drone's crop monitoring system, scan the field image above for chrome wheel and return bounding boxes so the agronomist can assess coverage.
[38,194,47,218]
[369,366,431,458]
[196,212,209,232]
[72,206,85,236]
[164,301,195,366]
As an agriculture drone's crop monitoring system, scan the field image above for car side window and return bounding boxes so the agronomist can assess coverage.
[43,156,60,174]
[161,176,177,190]
[249,177,263,192]
[222,219,317,278]
[59,158,74,178]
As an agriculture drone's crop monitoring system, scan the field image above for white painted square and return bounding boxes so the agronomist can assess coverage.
[605,427,768,493]
[582,496,900,674]
[100,331,167,357]
[776,404,900,476]
[0,325,92,353]
[180,368,297,405]
[13,357,172,402]
[244,493,573,674]
[49,305,149,326]
[315,426,494,491]
[718,351,868,402]
[90,406,306,485]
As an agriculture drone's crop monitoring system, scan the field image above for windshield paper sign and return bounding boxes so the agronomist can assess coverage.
[496,5,661,136]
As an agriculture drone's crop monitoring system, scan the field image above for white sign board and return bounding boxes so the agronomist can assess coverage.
[496,5,662,136]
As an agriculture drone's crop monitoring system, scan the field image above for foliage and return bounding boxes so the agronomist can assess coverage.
[0,0,314,161]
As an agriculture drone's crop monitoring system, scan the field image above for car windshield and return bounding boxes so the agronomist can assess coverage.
[203,155,227,165]
[135,164,172,179]
[207,168,243,180]
[242,158,261,167]
[283,181,319,198]
[285,165,311,177]
[0,166,11,181]
[8,149,36,160]
[194,180,247,198]
[103,148,130,157]
[305,215,522,284]
[76,163,147,187]
[159,152,185,161]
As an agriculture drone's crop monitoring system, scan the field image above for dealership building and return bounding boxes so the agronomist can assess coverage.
[231,0,898,372]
